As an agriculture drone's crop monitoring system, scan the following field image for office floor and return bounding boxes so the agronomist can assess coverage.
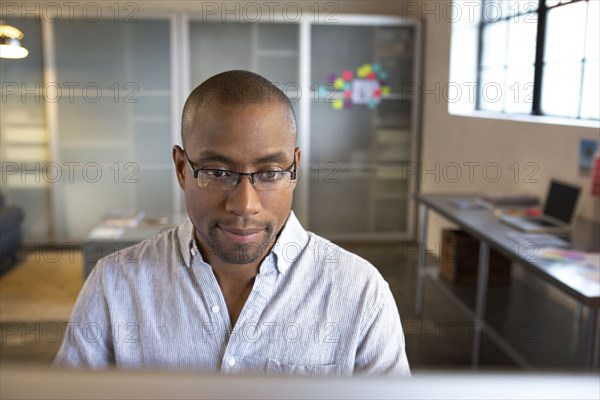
[0,243,594,371]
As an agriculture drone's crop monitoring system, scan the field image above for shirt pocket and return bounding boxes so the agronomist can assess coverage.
[266,358,340,376]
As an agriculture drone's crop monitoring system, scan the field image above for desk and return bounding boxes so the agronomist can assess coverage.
[414,193,599,369]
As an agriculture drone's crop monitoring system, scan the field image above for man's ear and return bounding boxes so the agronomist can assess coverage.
[172,145,186,190]
[292,147,301,188]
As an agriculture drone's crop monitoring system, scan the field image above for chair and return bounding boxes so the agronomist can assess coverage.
[0,192,24,274]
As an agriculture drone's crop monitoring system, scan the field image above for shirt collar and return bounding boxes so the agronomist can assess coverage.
[177,211,309,274]
[177,217,196,268]
[270,211,309,275]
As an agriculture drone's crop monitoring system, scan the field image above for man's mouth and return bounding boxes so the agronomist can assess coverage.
[217,226,265,244]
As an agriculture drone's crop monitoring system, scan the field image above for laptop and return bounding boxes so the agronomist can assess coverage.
[499,180,581,234]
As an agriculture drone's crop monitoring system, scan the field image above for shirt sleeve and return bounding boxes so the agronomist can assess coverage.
[353,281,411,376]
[53,263,115,369]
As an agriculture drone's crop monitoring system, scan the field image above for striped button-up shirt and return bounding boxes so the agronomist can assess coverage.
[54,212,410,376]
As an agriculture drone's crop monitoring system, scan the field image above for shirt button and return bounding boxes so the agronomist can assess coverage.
[228,358,236,367]
[211,305,220,313]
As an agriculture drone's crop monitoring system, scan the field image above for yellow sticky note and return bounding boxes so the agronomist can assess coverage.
[381,86,391,95]
[357,64,372,78]
[332,99,344,109]
[333,78,345,90]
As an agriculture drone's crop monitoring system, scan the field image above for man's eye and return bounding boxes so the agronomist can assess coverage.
[207,170,230,178]
[260,171,282,180]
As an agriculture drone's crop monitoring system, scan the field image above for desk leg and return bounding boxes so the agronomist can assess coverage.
[585,307,598,370]
[570,303,583,364]
[415,205,429,315]
[472,241,490,369]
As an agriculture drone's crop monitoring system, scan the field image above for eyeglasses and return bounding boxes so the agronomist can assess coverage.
[183,151,297,191]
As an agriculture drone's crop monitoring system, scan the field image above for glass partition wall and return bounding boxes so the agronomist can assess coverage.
[1,15,419,243]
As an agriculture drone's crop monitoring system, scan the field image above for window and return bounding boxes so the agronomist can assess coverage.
[476,0,599,120]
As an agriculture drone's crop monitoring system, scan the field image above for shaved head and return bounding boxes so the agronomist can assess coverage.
[181,70,297,146]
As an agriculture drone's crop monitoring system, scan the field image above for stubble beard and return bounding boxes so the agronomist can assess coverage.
[202,223,275,265]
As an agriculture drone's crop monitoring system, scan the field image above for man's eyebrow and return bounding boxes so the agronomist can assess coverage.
[195,151,291,165]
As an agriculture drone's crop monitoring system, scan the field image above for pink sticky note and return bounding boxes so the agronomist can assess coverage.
[342,70,353,81]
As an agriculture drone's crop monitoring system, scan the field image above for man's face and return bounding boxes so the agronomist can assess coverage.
[174,103,299,265]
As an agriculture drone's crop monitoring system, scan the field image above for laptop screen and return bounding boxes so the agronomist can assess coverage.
[543,181,581,224]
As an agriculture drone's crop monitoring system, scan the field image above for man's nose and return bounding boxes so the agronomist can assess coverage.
[225,175,261,216]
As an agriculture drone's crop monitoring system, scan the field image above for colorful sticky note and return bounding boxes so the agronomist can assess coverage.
[343,90,352,99]
[328,73,337,83]
[344,99,352,109]
[342,70,353,81]
[372,63,381,72]
[367,71,377,80]
[381,86,391,95]
[333,78,345,90]
[332,98,344,110]
[357,64,372,78]
[367,99,378,109]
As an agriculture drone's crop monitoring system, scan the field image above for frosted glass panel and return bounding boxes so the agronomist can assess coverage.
[189,22,252,87]
[54,18,173,240]
[59,148,131,164]
[311,25,373,85]
[310,102,372,163]
[308,171,371,233]
[374,198,407,232]
[1,95,46,125]
[541,62,581,118]
[309,23,416,236]
[57,98,130,143]
[507,14,538,67]
[378,99,411,129]
[134,120,172,164]
[55,20,128,87]
[132,96,171,117]
[257,23,298,51]
[130,21,171,90]
[581,60,600,120]
[60,176,132,239]
[135,169,174,215]
[545,2,586,63]
[257,55,298,86]
[481,21,508,68]
[379,58,413,93]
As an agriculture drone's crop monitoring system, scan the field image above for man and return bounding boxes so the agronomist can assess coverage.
[54,70,410,376]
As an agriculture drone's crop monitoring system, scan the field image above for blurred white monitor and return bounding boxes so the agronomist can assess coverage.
[1,367,599,400]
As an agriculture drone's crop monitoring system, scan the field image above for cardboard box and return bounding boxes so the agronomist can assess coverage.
[440,229,511,284]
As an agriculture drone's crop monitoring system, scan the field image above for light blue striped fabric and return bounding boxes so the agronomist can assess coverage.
[54,212,410,376]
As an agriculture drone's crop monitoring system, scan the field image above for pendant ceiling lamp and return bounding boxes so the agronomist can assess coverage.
[0,22,29,59]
